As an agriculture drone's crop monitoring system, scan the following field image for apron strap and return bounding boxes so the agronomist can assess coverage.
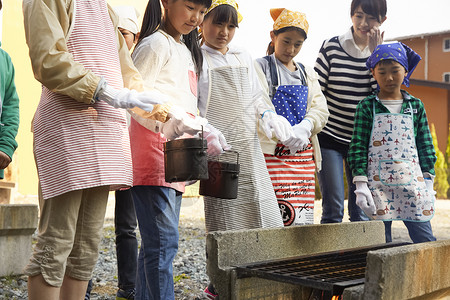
[294,61,307,85]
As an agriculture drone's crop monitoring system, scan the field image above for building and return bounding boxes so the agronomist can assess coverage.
[389,30,450,152]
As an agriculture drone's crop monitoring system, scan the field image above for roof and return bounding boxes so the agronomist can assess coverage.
[410,78,450,90]
[386,30,450,41]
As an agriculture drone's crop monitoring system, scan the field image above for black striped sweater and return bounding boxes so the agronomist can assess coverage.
[314,36,377,146]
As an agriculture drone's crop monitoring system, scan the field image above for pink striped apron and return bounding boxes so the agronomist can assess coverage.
[264,144,315,226]
[33,0,132,200]
[129,32,198,193]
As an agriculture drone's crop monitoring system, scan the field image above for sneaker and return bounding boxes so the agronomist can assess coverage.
[85,279,93,300]
[116,288,136,300]
[202,285,219,300]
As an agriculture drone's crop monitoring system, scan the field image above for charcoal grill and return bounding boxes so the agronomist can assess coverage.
[235,242,409,296]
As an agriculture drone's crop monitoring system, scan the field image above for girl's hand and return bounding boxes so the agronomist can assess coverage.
[0,151,11,170]
[368,25,384,53]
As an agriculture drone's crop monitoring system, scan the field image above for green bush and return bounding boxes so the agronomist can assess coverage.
[446,123,450,199]
[431,123,449,199]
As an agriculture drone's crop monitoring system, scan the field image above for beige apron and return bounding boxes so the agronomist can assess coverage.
[33,0,132,200]
[202,52,283,232]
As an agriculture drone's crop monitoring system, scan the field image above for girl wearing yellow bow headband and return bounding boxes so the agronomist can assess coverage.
[255,8,329,227]
[198,2,292,298]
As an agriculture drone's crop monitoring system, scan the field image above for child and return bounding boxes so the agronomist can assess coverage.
[198,1,289,232]
[114,6,140,51]
[198,1,292,297]
[22,0,168,298]
[0,0,19,181]
[348,42,437,243]
[255,8,329,226]
[113,6,140,300]
[128,0,228,299]
[113,6,141,300]
[314,0,387,224]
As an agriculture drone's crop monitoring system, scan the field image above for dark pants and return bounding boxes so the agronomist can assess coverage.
[115,189,138,291]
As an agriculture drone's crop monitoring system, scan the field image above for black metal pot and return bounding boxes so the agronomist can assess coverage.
[164,137,208,183]
[199,150,240,199]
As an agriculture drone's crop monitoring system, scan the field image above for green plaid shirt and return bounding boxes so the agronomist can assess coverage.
[348,90,436,178]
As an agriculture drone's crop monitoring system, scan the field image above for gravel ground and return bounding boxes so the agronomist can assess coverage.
[0,216,208,300]
[0,198,449,299]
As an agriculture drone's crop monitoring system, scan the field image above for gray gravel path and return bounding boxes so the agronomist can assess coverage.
[0,198,448,299]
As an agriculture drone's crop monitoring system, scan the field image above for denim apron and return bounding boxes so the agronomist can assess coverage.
[367,102,435,221]
[263,55,315,226]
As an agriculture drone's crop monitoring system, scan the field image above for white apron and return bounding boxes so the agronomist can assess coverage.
[202,52,283,232]
[368,102,434,221]
[33,0,132,200]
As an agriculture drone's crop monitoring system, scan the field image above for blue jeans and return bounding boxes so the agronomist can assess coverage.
[318,147,369,223]
[131,186,182,300]
[384,220,436,243]
[115,189,138,292]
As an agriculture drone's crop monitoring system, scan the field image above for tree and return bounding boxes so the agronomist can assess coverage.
[431,123,448,198]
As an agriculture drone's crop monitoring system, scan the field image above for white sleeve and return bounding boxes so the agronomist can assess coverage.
[303,65,329,136]
[131,34,171,91]
[197,57,209,117]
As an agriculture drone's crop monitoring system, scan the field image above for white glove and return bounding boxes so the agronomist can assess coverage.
[284,119,312,153]
[203,123,231,156]
[425,178,437,198]
[354,181,377,217]
[260,111,294,143]
[96,82,169,111]
[160,106,207,140]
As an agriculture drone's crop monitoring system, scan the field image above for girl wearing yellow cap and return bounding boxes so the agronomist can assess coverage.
[198,1,296,298]
[255,8,329,226]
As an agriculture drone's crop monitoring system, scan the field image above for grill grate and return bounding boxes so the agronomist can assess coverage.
[235,242,409,295]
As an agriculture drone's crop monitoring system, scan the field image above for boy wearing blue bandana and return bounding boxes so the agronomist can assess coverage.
[348,42,437,243]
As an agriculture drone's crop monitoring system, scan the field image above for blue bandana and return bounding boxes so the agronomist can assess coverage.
[366,42,421,87]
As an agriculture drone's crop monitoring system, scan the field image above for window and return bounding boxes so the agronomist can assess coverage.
[444,73,450,83]
[444,39,450,52]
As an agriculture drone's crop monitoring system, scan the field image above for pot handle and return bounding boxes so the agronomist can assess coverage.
[201,125,205,151]
[218,149,239,165]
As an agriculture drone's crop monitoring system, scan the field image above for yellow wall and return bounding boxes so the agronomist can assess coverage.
[3,0,147,196]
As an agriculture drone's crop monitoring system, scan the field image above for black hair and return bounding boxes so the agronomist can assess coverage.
[136,0,212,74]
[204,4,239,26]
[351,0,387,22]
[266,27,307,56]
[374,59,405,71]
[201,4,239,45]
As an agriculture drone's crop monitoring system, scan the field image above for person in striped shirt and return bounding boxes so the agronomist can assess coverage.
[314,0,386,224]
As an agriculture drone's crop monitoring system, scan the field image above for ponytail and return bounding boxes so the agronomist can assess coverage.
[136,0,162,47]
[136,0,210,75]
[266,42,275,55]
[183,29,204,75]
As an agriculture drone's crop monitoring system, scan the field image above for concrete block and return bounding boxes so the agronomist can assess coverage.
[230,270,307,300]
[206,221,385,299]
[364,239,450,300]
[342,284,365,300]
[0,204,38,276]
[0,181,15,204]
